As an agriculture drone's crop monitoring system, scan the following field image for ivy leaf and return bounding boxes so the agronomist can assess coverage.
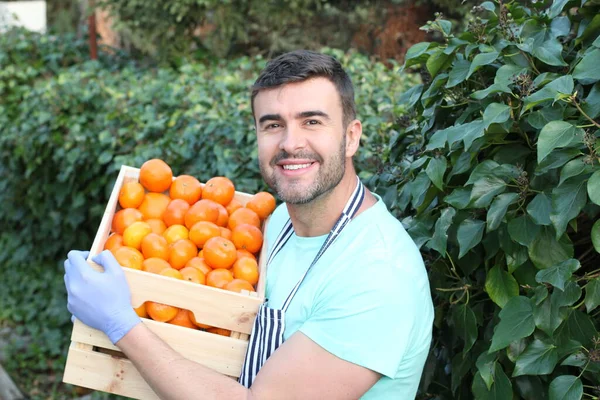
[584,278,600,313]
[532,39,568,66]
[535,259,580,291]
[425,156,447,190]
[410,172,431,208]
[483,103,511,129]
[528,226,573,269]
[467,160,500,184]
[564,309,596,348]
[476,351,497,391]
[470,176,507,208]
[573,48,600,84]
[487,193,518,232]
[427,50,451,78]
[550,176,587,238]
[398,84,424,108]
[457,219,485,258]
[472,364,513,400]
[588,170,600,205]
[485,265,519,308]
[559,157,595,186]
[548,375,583,400]
[535,148,580,175]
[426,207,456,255]
[508,215,540,247]
[513,339,559,377]
[466,51,499,80]
[547,0,570,18]
[452,304,478,355]
[582,83,600,119]
[537,121,583,163]
[527,193,552,226]
[444,188,472,209]
[533,282,581,336]
[447,119,485,151]
[481,1,495,11]
[489,296,535,352]
[446,59,471,88]
[522,75,573,113]
[592,219,600,253]
[451,353,473,394]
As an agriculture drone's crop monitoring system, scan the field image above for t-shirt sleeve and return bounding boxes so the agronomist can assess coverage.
[298,258,432,378]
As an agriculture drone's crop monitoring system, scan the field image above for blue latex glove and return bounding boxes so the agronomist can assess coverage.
[64,250,140,344]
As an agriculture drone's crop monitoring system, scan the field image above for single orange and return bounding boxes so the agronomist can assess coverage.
[189,311,212,330]
[139,159,173,193]
[141,233,170,260]
[184,199,220,228]
[138,192,170,220]
[114,246,144,270]
[236,249,256,262]
[232,257,259,286]
[225,279,256,293]
[231,224,263,253]
[246,192,276,220]
[219,227,232,241]
[163,224,189,245]
[142,257,172,274]
[228,207,261,231]
[104,233,123,254]
[112,208,143,235]
[225,198,243,215]
[168,309,198,330]
[189,221,221,249]
[168,239,198,270]
[160,267,184,280]
[163,199,191,227]
[146,218,167,235]
[180,266,206,284]
[207,327,231,336]
[118,181,146,209]
[185,257,212,275]
[170,175,202,205]
[134,302,148,318]
[203,236,237,269]
[122,221,152,250]
[202,177,235,206]
[206,268,234,289]
[146,301,179,322]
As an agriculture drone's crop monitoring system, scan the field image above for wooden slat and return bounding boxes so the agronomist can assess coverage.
[71,319,248,377]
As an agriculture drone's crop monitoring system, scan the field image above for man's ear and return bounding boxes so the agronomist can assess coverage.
[345,119,362,158]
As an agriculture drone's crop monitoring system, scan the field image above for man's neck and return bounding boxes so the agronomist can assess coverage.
[285,171,378,237]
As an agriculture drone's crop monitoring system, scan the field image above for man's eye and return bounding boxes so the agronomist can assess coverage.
[306,120,320,125]
[267,123,281,129]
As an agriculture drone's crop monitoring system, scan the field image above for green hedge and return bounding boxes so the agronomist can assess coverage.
[0,28,416,397]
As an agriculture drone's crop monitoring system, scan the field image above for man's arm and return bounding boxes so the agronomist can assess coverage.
[116,322,380,400]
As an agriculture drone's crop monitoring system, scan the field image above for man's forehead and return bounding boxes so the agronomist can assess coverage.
[253,77,340,115]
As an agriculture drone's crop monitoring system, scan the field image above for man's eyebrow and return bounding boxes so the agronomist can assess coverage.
[296,110,330,120]
[258,114,282,124]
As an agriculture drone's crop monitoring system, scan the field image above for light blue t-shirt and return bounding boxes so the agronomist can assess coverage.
[264,193,434,399]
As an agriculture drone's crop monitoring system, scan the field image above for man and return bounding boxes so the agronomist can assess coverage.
[64,50,434,399]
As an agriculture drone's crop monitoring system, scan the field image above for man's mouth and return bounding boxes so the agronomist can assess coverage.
[281,163,313,170]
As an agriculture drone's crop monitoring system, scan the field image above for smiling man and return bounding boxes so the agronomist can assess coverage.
[64,50,434,399]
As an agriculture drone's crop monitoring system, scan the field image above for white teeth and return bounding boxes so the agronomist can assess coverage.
[282,163,311,170]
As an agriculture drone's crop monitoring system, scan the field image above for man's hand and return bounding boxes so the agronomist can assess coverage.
[64,250,140,344]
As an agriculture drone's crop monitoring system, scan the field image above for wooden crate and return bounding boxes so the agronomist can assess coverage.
[63,165,269,399]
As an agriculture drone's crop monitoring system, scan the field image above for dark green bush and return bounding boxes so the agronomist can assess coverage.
[377,0,600,398]
[0,29,414,397]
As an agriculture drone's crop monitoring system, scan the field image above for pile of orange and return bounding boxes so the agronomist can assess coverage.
[103,159,276,336]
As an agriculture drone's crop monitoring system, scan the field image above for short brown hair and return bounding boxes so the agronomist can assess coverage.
[251,50,357,126]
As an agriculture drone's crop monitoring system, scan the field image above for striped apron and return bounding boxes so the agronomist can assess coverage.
[238,176,366,387]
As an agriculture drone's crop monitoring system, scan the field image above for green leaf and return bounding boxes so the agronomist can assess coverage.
[537,121,583,163]
[398,84,424,108]
[483,103,511,130]
[426,207,456,255]
[446,59,471,88]
[481,1,495,11]
[452,304,478,354]
[425,156,447,190]
[446,119,485,151]
[533,39,567,66]
[535,259,580,291]
[445,188,472,209]
[535,148,581,175]
[472,364,513,400]
[485,265,519,308]
[592,219,600,253]
[547,0,570,18]
[551,16,571,38]
[467,160,500,185]
[470,176,507,208]
[588,170,600,205]
[508,215,541,247]
[584,278,600,313]
[528,226,573,269]
[573,48,600,84]
[550,176,587,238]
[489,296,535,352]
[457,219,485,258]
[476,351,497,391]
[405,42,431,61]
[487,193,519,232]
[582,82,600,119]
[513,339,559,377]
[533,282,580,336]
[559,157,595,186]
[548,375,583,400]
[466,51,499,80]
[564,309,597,348]
[410,172,431,208]
[527,193,552,226]
[522,75,574,112]
[451,353,473,394]
[427,50,451,78]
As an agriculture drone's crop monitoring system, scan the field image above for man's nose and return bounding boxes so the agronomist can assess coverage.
[279,124,307,154]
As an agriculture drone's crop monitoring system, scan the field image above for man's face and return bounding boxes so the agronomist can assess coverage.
[253,77,348,205]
